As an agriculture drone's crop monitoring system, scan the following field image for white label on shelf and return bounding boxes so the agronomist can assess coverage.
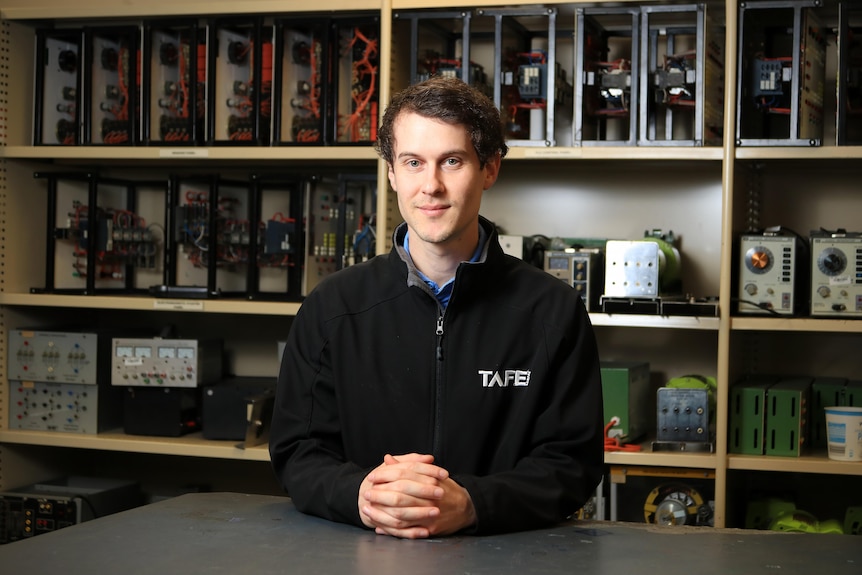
[523,148,580,158]
[153,299,205,311]
[158,148,210,158]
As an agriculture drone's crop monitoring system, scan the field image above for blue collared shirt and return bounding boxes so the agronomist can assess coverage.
[403,226,486,308]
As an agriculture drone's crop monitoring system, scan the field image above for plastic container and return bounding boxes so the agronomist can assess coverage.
[824,406,862,461]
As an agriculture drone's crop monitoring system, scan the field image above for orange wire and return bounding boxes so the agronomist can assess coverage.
[603,420,642,453]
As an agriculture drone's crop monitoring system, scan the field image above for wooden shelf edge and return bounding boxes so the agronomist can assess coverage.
[609,451,862,476]
[0,429,272,462]
[731,316,862,333]
[0,293,302,316]
[393,0,646,10]
[604,449,717,469]
[735,146,862,161]
[1,0,383,20]
[0,145,725,163]
[507,146,723,161]
[590,313,720,330]
[727,453,862,477]
[4,429,723,470]
[0,145,379,163]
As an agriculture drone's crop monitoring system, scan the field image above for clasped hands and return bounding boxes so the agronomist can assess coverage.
[358,453,476,539]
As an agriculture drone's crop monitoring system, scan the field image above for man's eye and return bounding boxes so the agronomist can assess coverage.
[408,160,420,168]
[445,158,459,166]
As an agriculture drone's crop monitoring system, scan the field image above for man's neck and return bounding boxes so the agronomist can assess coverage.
[407,224,480,287]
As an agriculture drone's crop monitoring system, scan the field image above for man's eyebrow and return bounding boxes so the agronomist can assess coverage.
[395,149,470,160]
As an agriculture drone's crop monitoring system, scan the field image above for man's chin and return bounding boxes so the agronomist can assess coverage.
[410,227,451,246]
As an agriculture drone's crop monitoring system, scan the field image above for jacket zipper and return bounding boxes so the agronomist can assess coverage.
[433,311,444,458]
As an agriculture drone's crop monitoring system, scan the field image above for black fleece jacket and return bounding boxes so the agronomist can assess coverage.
[269,217,604,535]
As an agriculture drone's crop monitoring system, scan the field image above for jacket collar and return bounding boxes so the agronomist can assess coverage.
[391,216,501,291]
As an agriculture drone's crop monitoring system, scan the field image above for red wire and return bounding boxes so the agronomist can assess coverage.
[603,420,642,453]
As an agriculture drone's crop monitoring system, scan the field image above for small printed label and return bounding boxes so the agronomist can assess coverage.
[158,148,209,158]
[153,299,205,311]
[523,148,580,158]
[123,358,144,366]
[827,421,846,444]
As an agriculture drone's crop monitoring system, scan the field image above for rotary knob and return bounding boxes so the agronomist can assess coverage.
[744,246,774,274]
[817,247,846,277]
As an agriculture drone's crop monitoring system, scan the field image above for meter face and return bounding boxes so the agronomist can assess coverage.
[134,346,152,358]
[158,347,177,359]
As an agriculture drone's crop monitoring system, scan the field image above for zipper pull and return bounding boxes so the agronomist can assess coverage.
[436,315,444,361]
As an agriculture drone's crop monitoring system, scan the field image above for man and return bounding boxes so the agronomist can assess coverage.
[270,76,603,539]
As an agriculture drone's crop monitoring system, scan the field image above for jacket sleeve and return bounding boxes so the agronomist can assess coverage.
[268,294,369,528]
[454,305,605,535]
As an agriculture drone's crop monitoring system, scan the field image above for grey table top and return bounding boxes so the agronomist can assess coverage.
[1,492,860,574]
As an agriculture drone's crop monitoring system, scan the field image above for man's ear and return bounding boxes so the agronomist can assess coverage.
[387,163,396,192]
[483,153,502,190]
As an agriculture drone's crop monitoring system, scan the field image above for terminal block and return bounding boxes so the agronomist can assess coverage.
[34,29,82,146]
[393,10,490,95]
[85,26,139,145]
[33,173,165,295]
[333,16,380,144]
[736,0,827,146]
[638,4,724,146]
[158,174,309,300]
[837,2,862,144]
[208,18,273,145]
[574,7,640,146]
[142,21,207,145]
[476,7,567,147]
[304,173,376,295]
[274,19,328,144]
[163,176,251,296]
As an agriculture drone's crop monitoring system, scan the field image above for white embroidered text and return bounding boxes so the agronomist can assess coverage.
[478,369,531,388]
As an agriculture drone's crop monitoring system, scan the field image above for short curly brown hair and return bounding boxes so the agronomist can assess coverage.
[375,76,508,168]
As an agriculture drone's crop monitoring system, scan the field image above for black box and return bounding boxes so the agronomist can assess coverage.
[202,377,275,440]
[0,476,142,544]
[123,387,200,437]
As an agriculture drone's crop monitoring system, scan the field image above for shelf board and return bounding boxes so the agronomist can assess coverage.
[0,0,382,19]
[0,146,379,163]
[507,146,723,161]
[0,293,302,316]
[0,295,725,326]
[604,448,717,470]
[0,429,717,469]
[0,429,271,462]
[728,453,862,477]
[735,146,862,161]
[0,145,725,163]
[731,316,862,333]
[393,0,647,9]
[590,313,720,330]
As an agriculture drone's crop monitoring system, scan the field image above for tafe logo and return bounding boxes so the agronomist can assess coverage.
[478,370,531,387]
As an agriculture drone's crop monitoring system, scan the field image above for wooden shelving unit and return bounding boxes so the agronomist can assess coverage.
[1,0,860,529]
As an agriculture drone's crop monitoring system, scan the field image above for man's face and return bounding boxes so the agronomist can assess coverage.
[387,111,500,252]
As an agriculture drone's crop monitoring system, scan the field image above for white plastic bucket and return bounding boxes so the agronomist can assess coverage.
[824,406,862,462]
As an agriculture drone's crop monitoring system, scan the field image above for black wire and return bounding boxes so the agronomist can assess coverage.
[76,494,100,519]
[734,297,783,316]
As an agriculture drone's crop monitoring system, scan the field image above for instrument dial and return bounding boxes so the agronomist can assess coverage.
[817,247,847,277]
[744,245,774,274]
